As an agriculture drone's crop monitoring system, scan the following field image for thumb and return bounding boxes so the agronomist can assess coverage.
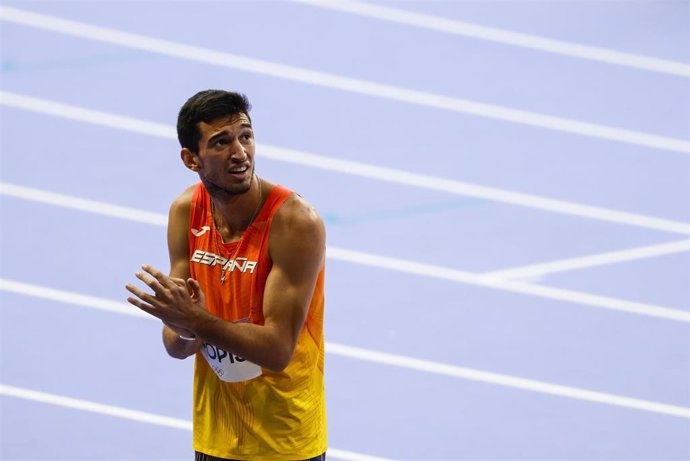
[187,278,205,304]
[187,278,200,295]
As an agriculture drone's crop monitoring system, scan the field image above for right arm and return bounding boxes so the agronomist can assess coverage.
[162,185,202,359]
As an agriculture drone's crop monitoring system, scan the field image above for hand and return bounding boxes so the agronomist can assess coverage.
[169,276,206,307]
[126,265,207,333]
[164,277,206,338]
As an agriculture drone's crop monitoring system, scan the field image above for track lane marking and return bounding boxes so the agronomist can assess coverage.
[1,6,689,153]
[294,0,690,77]
[482,239,690,282]
[1,289,689,419]
[2,184,689,322]
[2,94,689,235]
[0,384,392,461]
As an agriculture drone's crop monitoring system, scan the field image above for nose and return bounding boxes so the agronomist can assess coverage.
[229,139,248,162]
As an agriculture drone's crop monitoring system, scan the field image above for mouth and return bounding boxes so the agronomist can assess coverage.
[228,165,250,179]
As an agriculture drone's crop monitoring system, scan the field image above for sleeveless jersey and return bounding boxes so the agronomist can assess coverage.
[188,182,327,460]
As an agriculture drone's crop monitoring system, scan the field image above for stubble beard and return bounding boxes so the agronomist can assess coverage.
[201,164,256,200]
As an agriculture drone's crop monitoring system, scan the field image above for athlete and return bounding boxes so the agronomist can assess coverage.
[126,90,327,460]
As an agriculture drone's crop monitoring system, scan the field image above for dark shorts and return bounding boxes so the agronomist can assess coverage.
[194,451,326,461]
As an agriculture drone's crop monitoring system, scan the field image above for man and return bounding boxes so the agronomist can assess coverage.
[126,90,327,460]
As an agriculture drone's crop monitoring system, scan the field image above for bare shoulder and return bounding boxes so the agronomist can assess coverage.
[167,185,198,276]
[169,184,197,216]
[273,193,325,240]
[167,184,196,249]
[270,193,326,263]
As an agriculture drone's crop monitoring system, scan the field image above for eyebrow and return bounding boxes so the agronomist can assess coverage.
[206,123,253,145]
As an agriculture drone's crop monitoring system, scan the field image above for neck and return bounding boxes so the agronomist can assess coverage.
[211,175,263,241]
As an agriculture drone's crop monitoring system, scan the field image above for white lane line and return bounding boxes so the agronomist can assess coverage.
[0,279,149,320]
[327,248,690,323]
[2,290,689,420]
[0,385,392,461]
[1,6,689,154]
[326,344,690,420]
[483,239,690,282]
[0,384,191,430]
[0,91,174,139]
[2,185,689,322]
[2,94,689,236]
[0,182,167,226]
[258,145,690,235]
[294,0,690,78]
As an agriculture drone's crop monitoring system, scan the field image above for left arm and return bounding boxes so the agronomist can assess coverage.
[126,195,326,372]
[194,195,325,370]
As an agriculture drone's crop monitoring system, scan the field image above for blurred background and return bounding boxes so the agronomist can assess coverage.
[1,1,689,459]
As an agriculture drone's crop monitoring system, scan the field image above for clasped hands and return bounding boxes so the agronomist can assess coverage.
[126,264,207,338]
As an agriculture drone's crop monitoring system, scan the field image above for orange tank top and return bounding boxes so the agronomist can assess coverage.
[188,182,327,459]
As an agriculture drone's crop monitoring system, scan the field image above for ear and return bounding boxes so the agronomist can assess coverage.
[181,148,200,172]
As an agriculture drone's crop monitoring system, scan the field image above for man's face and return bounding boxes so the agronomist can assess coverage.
[190,113,255,198]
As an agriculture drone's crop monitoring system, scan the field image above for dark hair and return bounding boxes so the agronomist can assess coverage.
[176,90,252,153]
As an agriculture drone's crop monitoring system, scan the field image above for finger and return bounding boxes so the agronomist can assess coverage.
[187,278,199,296]
[187,278,206,306]
[125,283,159,305]
[169,277,187,288]
[127,298,175,325]
[126,296,160,317]
[125,283,149,299]
[142,264,175,289]
[134,271,167,295]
